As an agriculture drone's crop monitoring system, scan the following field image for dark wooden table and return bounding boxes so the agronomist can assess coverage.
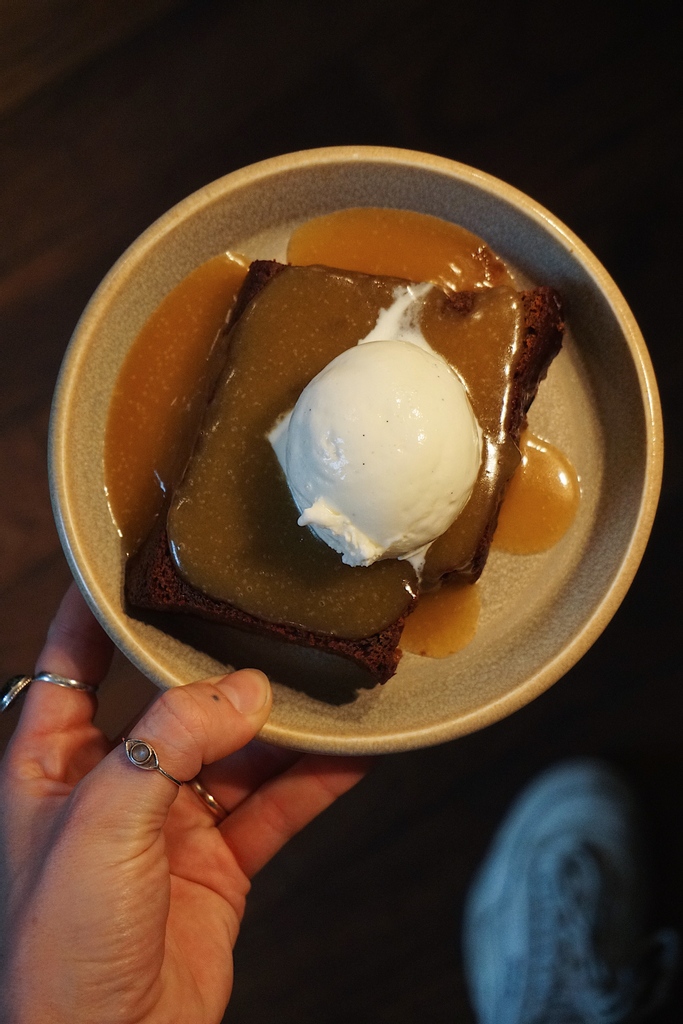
[1,1,681,1020]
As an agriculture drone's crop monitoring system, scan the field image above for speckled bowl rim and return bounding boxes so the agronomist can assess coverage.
[50,146,663,754]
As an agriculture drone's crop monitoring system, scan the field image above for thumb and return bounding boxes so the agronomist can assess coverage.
[70,669,272,845]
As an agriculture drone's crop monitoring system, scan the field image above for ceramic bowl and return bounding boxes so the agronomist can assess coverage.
[49,146,662,754]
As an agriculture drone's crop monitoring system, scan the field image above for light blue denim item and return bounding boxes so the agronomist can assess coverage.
[462,759,678,1024]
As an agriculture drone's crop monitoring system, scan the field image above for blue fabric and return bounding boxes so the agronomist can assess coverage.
[462,759,678,1024]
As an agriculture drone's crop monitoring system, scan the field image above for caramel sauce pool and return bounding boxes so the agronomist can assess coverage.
[288,207,513,292]
[400,434,580,658]
[104,208,580,659]
[105,254,247,554]
[400,583,481,658]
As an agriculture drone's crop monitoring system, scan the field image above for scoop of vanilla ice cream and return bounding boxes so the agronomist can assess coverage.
[270,337,482,570]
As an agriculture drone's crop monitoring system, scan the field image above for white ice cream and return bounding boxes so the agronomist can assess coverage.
[268,284,482,571]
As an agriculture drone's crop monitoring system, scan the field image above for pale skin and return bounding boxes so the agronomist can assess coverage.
[0,584,370,1023]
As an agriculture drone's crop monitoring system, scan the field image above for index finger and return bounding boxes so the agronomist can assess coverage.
[36,582,114,686]
[7,583,113,784]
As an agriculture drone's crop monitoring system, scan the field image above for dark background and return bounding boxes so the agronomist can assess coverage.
[1,1,681,1020]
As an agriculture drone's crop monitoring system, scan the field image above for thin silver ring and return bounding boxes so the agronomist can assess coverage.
[1,672,97,713]
[123,738,183,788]
[34,672,98,693]
[188,777,229,822]
[1,675,33,713]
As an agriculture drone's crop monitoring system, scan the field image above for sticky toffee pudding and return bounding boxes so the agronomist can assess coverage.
[113,209,574,686]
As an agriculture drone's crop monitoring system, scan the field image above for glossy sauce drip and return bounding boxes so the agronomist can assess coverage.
[492,431,581,553]
[105,254,248,554]
[400,582,481,657]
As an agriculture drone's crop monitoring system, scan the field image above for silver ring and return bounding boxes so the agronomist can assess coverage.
[123,738,183,788]
[34,672,98,693]
[1,675,33,712]
[188,777,229,823]
[1,672,97,713]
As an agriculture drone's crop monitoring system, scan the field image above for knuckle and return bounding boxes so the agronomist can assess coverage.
[145,686,210,762]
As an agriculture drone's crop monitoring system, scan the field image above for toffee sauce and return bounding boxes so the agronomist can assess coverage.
[104,208,580,656]
[400,582,481,658]
[492,431,580,554]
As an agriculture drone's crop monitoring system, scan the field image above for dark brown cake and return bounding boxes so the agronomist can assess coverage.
[125,262,564,687]
[126,510,407,683]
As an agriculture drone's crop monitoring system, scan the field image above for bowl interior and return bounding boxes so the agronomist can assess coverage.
[49,147,662,754]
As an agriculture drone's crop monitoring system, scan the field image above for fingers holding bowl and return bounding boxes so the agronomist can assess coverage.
[3,579,368,890]
[69,668,273,852]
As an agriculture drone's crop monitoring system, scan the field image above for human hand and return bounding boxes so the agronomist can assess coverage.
[0,584,370,1024]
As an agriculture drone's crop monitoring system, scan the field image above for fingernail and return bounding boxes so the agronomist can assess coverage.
[217,670,270,715]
